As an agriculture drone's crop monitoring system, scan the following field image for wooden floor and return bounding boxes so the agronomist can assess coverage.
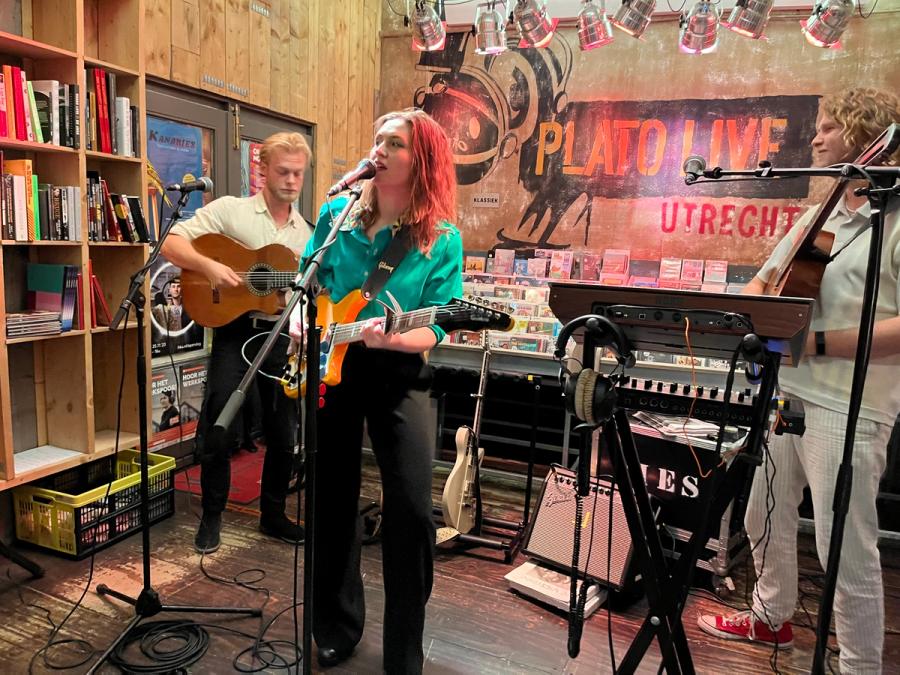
[1,453,899,674]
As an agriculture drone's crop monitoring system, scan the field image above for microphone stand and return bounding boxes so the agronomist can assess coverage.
[690,161,900,674]
[213,185,364,675]
[90,189,261,674]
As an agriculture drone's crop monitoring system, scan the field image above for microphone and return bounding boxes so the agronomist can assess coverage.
[683,155,707,185]
[165,176,214,193]
[326,159,377,197]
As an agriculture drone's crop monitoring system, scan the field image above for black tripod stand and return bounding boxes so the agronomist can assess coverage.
[0,540,44,578]
[88,188,261,674]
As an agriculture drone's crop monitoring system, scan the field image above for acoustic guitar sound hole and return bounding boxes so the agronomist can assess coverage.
[247,264,275,296]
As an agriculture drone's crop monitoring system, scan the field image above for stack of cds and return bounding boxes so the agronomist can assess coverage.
[6,310,62,338]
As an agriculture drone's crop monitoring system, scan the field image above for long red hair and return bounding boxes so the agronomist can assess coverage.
[359,108,457,253]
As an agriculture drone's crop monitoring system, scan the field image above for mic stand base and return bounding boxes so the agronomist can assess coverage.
[0,540,44,578]
[88,243,260,675]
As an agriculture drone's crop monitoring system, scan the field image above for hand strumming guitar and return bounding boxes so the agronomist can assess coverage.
[203,258,242,289]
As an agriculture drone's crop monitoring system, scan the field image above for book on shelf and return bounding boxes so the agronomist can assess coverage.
[90,269,113,327]
[25,81,42,143]
[31,80,60,146]
[26,262,80,332]
[0,71,7,138]
[4,159,35,239]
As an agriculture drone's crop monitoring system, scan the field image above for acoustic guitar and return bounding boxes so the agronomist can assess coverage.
[441,331,490,535]
[281,293,513,398]
[765,123,899,297]
[181,233,299,327]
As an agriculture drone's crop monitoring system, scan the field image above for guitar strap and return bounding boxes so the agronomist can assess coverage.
[360,225,412,301]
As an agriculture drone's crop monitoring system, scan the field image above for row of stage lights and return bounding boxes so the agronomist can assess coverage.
[410,0,859,56]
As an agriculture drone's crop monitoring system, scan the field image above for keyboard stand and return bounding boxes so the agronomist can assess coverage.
[583,327,782,674]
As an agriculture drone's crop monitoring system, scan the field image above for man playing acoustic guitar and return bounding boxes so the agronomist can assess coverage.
[699,88,900,674]
[161,131,313,554]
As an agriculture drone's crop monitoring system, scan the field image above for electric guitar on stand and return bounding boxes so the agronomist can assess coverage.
[441,331,491,536]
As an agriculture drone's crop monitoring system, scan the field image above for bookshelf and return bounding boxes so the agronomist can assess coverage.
[0,0,148,490]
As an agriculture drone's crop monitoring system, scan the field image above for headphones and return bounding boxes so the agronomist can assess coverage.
[554,314,635,427]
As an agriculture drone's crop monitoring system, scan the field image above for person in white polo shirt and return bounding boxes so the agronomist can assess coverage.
[160,131,313,554]
[699,88,900,674]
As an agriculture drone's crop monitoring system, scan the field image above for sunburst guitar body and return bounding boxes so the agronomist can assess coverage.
[282,295,513,398]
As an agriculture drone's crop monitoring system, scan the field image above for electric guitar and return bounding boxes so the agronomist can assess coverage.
[180,233,299,327]
[281,293,513,398]
[441,331,490,535]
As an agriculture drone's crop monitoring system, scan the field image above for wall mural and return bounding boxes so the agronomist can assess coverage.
[412,32,819,265]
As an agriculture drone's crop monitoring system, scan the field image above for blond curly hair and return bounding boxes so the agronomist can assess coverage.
[821,88,900,164]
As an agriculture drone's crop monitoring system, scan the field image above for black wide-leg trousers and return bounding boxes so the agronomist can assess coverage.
[312,343,435,675]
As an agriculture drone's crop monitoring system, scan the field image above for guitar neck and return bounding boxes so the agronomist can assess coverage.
[331,306,438,345]
[470,339,491,442]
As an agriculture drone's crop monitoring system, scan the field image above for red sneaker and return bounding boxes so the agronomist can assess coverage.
[697,610,793,649]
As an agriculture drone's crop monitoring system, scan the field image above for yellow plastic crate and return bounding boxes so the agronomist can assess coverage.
[13,449,176,558]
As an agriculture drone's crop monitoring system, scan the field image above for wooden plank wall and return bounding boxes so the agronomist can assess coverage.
[144,0,383,203]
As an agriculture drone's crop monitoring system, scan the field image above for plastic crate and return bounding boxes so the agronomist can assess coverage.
[13,449,176,559]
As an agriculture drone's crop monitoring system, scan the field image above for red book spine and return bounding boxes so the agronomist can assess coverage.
[10,67,27,141]
[95,69,111,154]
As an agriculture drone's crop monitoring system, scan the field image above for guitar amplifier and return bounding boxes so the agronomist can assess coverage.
[523,467,635,590]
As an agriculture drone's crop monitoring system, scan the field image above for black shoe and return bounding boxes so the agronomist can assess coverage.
[194,513,222,554]
[317,645,354,668]
[259,514,305,544]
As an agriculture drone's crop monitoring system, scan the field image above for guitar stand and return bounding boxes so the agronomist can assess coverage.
[584,332,780,674]
[0,539,44,579]
[434,374,543,564]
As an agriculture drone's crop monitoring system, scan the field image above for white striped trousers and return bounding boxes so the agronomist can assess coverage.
[745,399,890,675]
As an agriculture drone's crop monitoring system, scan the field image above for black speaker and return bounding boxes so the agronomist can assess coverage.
[523,467,635,590]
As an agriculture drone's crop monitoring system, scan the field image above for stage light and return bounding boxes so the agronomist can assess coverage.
[577,0,615,50]
[723,0,774,39]
[801,0,854,48]
[514,0,555,48]
[611,0,656,39]
[411,0,446,52]
[475,2,508,55]
[679,0,720,54]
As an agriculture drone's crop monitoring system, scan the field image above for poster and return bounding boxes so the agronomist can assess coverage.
[149,257,205,358]
[146,115,209,234]
[241,140,265,197]
[150,363,180,446]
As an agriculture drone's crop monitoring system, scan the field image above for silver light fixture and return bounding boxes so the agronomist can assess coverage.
[411,0,446,52]
[577,0,615,50]
[514,0,555,48]
[611,0,657,39]
[723,0,775,39]
[475,2,508,55]
[679,0,720,54]
[801,0,854,48]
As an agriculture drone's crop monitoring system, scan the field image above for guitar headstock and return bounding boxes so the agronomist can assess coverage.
[435,297,515,334]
